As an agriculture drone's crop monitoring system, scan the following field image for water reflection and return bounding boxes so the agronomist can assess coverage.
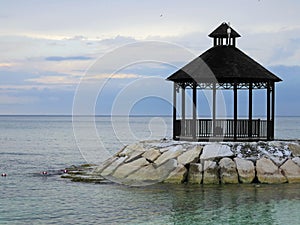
[120,183,300,224]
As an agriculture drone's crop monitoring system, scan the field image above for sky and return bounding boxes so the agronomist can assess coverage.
[1,0,300,116]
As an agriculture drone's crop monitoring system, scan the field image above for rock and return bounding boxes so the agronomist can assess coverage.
[142,148,161,162]
[289,143,300,157]
[203,161,219,184]
[187,163,203,184]
[256,157,287,184]
[93,157,118,174]
[125,159,177,186]
[219,158,239,184]
[164,164,187,184]
[177,145,202,165]
[119,143,144,156]
[114,145,127,157]
[112,157,149,179]
[100,156,127,177]
[154,145,184,166]
[200,144,233,160]
[292,157,300,167]
[124,150,145,163]
[234,157,255,183]
[280,159,300,183]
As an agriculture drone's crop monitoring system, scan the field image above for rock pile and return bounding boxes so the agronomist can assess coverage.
[87,139,300,186]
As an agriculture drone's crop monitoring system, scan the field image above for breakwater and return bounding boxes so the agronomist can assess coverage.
[63,139,300,186]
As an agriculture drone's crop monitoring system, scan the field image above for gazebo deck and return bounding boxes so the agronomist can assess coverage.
[174,118,270,141]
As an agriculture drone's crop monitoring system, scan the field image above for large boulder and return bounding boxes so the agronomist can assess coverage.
[124,150,145,163]
[112,157,149,179]
[142,148,161,162]
[200,144,233,160]
[117,143,144,157]
[234,157,255,183]
[203,161,219,184]
[288,143,300,157]
[219,158,239,184]
[93,157,118,174]
[177,145,202,165]
[154,145,184,166]
[125,159,177,186]
[256,157,287,184]
[164,164,187,184]
[101,156,128,177]
[280,159,300,183]
[187,163,203,184]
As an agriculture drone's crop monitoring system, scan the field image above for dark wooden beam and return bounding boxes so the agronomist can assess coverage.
[192,81,197,141]
[271,82,275,139]
[234,82,238,141]
[267,82,271,140]
[173,83,177,140]
[213,82,216,136]
[248,83,253,137]
[181,86,186,136]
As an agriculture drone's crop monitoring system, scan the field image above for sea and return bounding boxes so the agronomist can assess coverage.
[0,115,300,225]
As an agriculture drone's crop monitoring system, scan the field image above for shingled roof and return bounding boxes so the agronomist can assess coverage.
[209,22,241,38]
[167,46,282,83]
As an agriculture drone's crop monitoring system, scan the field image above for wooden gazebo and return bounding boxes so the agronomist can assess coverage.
[167,22,282,141]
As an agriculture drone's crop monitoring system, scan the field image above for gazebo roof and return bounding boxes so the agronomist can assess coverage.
[167,45,282,83]
[209,22,241,38]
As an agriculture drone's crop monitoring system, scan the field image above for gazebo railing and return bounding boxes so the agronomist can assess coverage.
[175,119,268,140]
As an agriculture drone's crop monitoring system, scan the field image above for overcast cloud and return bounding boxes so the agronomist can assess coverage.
[0,0,300,115]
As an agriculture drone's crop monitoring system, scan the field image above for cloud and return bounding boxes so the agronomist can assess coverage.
[45,56,93,61]
[0,62,15,67]
[0,95,38,104]
[89,73,143,80]
[26,75,80,85]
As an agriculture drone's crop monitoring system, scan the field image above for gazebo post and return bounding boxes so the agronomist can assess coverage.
[181,86,186,137]
[267,82,271,140]
[192,81,197,141]
[212,82,216,136]
[173,83,177,140]
[234,82,238,141]
[271,82,275,139]
[248,83,253,138]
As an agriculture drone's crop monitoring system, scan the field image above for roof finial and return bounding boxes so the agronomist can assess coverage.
[227,22,231,46]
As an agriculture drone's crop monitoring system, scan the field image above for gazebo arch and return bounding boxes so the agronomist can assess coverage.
[167,22,282,141]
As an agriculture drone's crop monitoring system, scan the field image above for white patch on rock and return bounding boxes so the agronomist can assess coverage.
[292,157,300,167]
[200,144,233,160]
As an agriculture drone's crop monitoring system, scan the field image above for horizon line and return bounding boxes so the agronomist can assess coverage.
[0,114,299,117]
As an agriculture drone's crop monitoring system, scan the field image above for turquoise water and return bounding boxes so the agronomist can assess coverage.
[0,116,300,224]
